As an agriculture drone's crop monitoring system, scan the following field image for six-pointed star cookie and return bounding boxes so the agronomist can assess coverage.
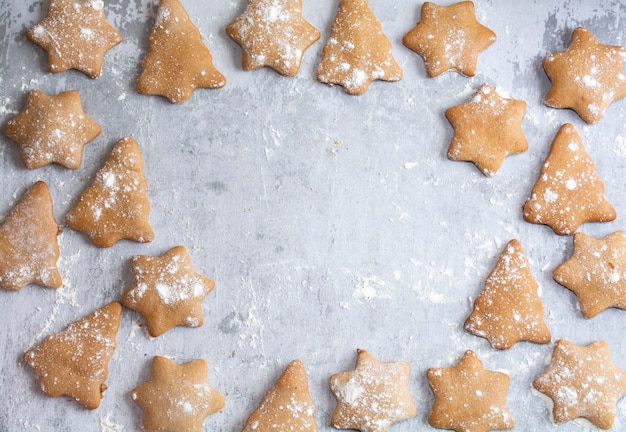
[427,350,514,432]
[533,340,626,429]
[403,1,496,77]
[137,0,226,103]
[226,0,320,77]
[27,0,122,78]
[3,90,101,169]
[132,356,225,432]
[446,84,528,176]
[121,246,216,337]
[554,231,626,318]
[329,349,416,432]
[543,27,626,124]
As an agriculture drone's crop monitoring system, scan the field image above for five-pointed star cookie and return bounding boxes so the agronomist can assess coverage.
[543,27,626,124]
[0,181,62,291]
[137,0,226,103]
[522,123,615,235]
[121,246,216,337]
[65,137,154,247]
[24,302,122,410]
[464,239,551,350]
[533,340,626,429]
[316,0,403,95]
[3,90,101,169]
[446,84,528,176]
[243,359,317,431]
[226,0,320,77]
[27,0,122,78]
[427,350,514,432]
[553,231,626,318]
[329,349,416,432]
[403,1,496,78]
[132,356,225,432]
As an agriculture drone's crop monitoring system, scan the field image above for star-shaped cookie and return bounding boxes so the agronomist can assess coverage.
[132,356,225,432]
[533,340,626,429]
[543,27,626,124]
[137,0,226,103]
[446,84,528,176]
[243,359,317,431]
[464,239,551,350]
[329,349,416,432]
[121,246,216,337]
[553,231,626,318]
[226,0,320,77]
[3,90,101,169]
[0,181,62,291]
[427,350,514,432]
[403,1,496,77]
[27,0,122,78]
[65,137,154,247]
[522,123,615,235]
[24,302,122,410]
[316,0,402,95]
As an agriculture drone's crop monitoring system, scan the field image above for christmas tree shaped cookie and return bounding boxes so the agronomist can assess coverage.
[24,302,122,409]
[316,0,402,95]
[66,137,154,247]
[137,0,226,103]
[242,360,317,431]
[523,123,615,235]
[0,181,62,291]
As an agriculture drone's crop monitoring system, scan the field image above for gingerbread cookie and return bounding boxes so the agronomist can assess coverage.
[522,123,615,235]
[24,302,122,410]
[553,231,626,318]
[464,239,551,350]
[533,339,626,429]
[243,359,317,431]
[65,137,154,247]
[226,0,320,77]
[121,246,215,337]
[446,84,528,176]
[427,350,514,432]
[27,0,122,78]
[543,27,626,124]
[0,181,62,291]
[132,356,225,432]
[3,89,101,169]
[403,1,496,77]
[137,0,226,103]
[329,349,416,432]
[316,0,402,95]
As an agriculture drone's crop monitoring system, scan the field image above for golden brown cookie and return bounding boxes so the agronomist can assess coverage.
[132,356,225,432]
[316,0,402,95]
[121,246,215,337]
[464,239,551,350]
[226,0,320,77]
[329,349,416,432]
[543,27,626,124]
[27,0,122,78]
[553,231,626,318]
[24,302,122,410]
[427,350,514,432]
[0,181,62,291]
[403,1,496,77]
[446,84,528,176]
[65,137,154,247]
[243,359,316,431]
[3,90,101,170]
[522,123,615,235]
[533,340,626,429]
[137,0,226,103]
